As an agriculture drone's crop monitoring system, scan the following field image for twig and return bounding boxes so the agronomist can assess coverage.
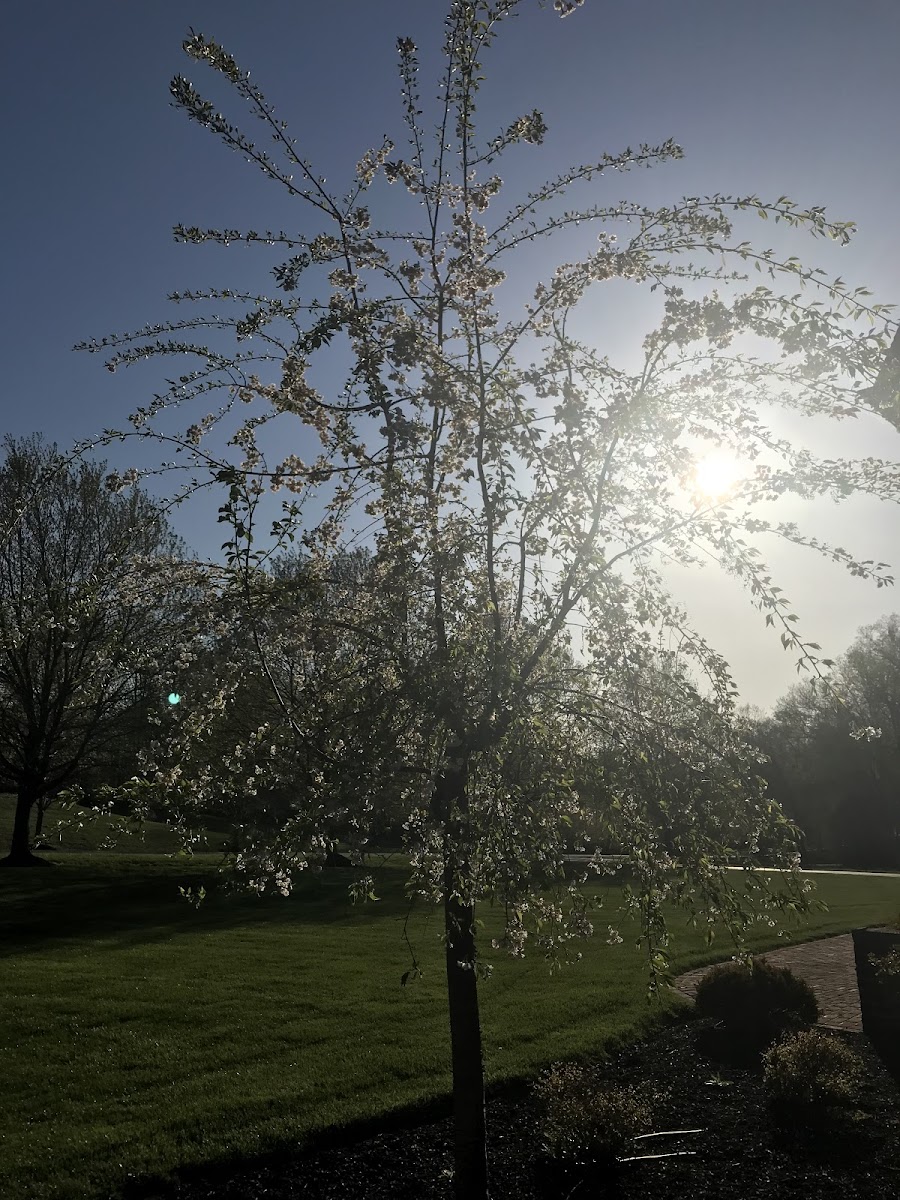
[632,1127,704,1140]
[618,1150,698,1163]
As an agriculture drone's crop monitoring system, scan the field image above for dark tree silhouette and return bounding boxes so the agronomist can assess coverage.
[0,434,201,865]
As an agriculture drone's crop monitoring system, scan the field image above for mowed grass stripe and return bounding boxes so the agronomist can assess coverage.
[2,853,898,1200]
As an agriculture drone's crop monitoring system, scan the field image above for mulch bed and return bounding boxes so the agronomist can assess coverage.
[128,1019,900,1200]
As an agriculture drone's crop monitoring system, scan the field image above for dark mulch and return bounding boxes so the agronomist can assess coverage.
[127,1020,900,1200]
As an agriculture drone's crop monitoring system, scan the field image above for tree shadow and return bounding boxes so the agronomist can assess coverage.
[0,856,416,958]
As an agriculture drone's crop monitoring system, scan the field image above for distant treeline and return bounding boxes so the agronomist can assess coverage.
[744,615,900,869]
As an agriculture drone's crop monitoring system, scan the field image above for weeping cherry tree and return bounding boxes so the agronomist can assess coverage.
[71,2,899,1194]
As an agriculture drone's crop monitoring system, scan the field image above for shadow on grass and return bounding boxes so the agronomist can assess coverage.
[0,856,417,957]
[115,1010,691,1200]
[118,1087,459,1200]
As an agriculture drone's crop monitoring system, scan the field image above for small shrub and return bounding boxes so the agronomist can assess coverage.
[872,947,900,980]
[533,1061,654,1165]
[693,956,819,1047]
[762,1029,864,1111]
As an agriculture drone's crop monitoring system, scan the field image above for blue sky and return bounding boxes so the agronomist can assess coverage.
[3,0,899,710]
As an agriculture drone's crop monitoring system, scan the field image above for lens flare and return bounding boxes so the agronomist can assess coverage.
[692,450,743,500]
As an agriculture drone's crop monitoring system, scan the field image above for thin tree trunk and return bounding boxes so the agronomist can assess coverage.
[445,888,489,1199]
[438,751,490,1200]
[35,799,47,839]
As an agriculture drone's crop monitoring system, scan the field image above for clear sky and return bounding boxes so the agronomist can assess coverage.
[3,0,899,712]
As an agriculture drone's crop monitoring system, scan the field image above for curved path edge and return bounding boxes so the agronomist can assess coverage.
[672,933,863,1032]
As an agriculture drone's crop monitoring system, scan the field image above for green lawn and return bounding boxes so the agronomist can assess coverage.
[1,851,898,1200]
[0,792,230,856]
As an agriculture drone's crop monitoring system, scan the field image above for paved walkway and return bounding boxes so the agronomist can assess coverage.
[672,933,863,1032]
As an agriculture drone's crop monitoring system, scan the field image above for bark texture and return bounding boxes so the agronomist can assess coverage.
[437,752,490,1200]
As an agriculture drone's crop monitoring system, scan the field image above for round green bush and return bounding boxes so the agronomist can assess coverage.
[693,956,820,1047]
[762,1028,864,1111]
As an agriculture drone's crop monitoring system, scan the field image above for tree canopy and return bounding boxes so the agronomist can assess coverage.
[67,2,898,1193]
[748,614,900,869]
[0,433,205,863]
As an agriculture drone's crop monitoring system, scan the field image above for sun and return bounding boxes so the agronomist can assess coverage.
[692,449,744,500]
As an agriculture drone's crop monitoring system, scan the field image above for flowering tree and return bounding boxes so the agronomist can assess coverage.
[73,1,899,1193]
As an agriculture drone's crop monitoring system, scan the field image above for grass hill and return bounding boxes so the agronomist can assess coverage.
[0,792,231,855]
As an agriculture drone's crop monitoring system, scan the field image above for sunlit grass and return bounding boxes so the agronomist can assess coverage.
[0,793,230,855]
[2,850,898,1199]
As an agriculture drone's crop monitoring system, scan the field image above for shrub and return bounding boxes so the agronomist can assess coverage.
[693,956,819,1047]
[533,1062,654,1165]
[762,1029,864,1111]
[872,946,900,980]
[872,915,900,979]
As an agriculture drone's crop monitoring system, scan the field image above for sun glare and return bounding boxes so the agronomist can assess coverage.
[692,450,744,501]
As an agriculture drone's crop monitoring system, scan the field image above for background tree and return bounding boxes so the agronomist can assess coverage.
[750,616,900,868]
[72,2,899,1194]
[0,433,208,864]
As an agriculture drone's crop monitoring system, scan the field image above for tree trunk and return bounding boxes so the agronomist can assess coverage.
[35,799,46,839]
[445,888,489,1200]
[0,782,48,867]
[438,751,490,1200]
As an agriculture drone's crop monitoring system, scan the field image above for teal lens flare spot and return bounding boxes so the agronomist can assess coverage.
[167,693,181,705]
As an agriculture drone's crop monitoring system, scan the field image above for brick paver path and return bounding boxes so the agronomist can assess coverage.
[673,933,863,1032]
